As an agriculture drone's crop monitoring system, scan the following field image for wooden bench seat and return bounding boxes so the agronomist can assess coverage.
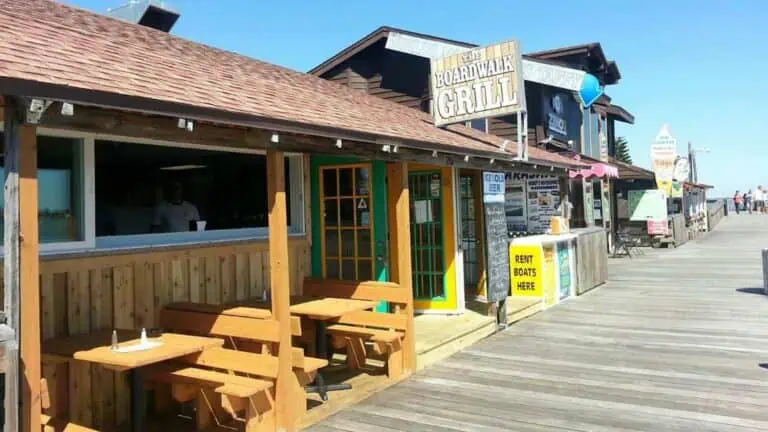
[155,305,328,428]
[326,324,402,343]
[304,279,410,378]
[149,364,273,397]
[41,414,99,432]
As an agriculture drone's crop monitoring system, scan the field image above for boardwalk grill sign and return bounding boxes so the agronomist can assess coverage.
[431,41,527,126]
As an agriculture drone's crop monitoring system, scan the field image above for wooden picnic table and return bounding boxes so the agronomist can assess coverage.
[42,329,223,432]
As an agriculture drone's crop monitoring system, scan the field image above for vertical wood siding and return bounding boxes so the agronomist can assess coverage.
[28,238,309,428]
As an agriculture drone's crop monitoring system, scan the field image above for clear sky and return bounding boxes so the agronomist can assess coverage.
[65,0,768,197]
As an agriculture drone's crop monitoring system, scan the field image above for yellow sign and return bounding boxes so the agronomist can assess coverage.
[656,179,673,197]
[509,245,542,297]
[542,245,557,308]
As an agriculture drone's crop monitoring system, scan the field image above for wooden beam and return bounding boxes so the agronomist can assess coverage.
[389,162,416,373]
[4,97,41,432]
[19,115,40,432]
[3,96,21,432]
[266,150,296,430]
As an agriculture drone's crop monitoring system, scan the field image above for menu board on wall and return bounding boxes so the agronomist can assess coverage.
[484,202,511,302]
[505,173,560,233]
[504,173,527,232]
[527,176,560,233]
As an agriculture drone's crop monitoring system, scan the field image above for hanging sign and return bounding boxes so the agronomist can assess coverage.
[482,171,505,204]
[431,40,526,126]
[650,124,677,197]
[629,189,668,221]
[673,157,690,182]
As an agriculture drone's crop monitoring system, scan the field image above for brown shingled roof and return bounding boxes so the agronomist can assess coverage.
[0,0,580,169]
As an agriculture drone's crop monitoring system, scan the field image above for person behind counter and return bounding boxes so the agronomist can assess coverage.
[151,181,201,232]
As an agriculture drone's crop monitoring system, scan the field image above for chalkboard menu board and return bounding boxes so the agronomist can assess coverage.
[484,201,510,302]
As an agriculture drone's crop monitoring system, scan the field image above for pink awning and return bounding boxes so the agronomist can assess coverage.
[568,162,619,180]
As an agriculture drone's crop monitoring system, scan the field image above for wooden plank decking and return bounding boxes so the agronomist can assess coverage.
[306,215,768,431]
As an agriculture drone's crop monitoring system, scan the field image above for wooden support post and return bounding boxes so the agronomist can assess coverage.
[4,97,41,432]
[389,163,416,373]
[267,150,295,431]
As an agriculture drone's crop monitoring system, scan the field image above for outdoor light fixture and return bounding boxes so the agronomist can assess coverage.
[550,166,554,171]
[464,155,470,162]
[270,133,279,143]
[432,150,438,158]
[186,120,194,132]
[500,139,509,151]
[177,118,186,129]
[335,139,343,149]
[489,158,495,164]
[61,102,74,116]
[392,145,399,153]
[381,144,391,152]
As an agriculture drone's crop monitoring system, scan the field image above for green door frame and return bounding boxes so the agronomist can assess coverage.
[310,156,388,282]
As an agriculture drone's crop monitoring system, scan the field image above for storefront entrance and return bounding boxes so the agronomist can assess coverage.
[459,171,484,299]
[311,158,389,283]
[407,166,459,312]
[409,171,445,302]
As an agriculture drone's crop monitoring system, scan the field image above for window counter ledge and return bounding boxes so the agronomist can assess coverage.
[39,232,308,262]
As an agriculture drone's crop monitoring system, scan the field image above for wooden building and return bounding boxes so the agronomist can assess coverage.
[309,27,633,310]
[0,2,583,431]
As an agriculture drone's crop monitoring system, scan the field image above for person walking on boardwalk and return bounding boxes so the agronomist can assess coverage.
[757,186,765,214]
[745,190,753,214]
[734,190,742,214]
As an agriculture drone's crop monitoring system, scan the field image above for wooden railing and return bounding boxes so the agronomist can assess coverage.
[708,200,726,231]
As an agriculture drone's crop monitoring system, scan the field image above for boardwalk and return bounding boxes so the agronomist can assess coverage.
[307,215,768,432]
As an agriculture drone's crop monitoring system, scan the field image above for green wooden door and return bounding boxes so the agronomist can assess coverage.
[409,171,446,301]
[310,157,388,282]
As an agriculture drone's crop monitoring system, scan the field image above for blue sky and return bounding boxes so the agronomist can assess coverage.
[66,0,768,197]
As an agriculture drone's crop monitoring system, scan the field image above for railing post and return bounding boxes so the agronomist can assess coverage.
[4,97,41,432]
[267,150,295,431]
[389,162,415,373]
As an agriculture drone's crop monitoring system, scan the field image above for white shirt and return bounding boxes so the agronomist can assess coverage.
[153,200,200,232]
[756,189,764,201]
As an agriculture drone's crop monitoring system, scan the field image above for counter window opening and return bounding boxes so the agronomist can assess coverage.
[0,128,306,254]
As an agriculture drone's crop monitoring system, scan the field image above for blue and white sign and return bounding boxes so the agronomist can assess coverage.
[482,171,505,203]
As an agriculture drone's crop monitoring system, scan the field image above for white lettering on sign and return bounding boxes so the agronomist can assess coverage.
[483,171,506,204]
[431,41,526,127]
[548,113,567,135]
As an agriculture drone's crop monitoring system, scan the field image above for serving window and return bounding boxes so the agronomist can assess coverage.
[0,128,306,253]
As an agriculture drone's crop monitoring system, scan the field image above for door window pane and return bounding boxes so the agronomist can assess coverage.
[339,198,354,226]
[341,259,355,279]
[326,259,339,279]
[341,230,355,257]
[357,260,372,281]
[325,229,339,257]
[339,168,353,196]
[356,198,370,227]
[322,169,337,197]
[0,134,85,244]
[324,199,338,227]
[355,168,370,195]
[358,230,371,257]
